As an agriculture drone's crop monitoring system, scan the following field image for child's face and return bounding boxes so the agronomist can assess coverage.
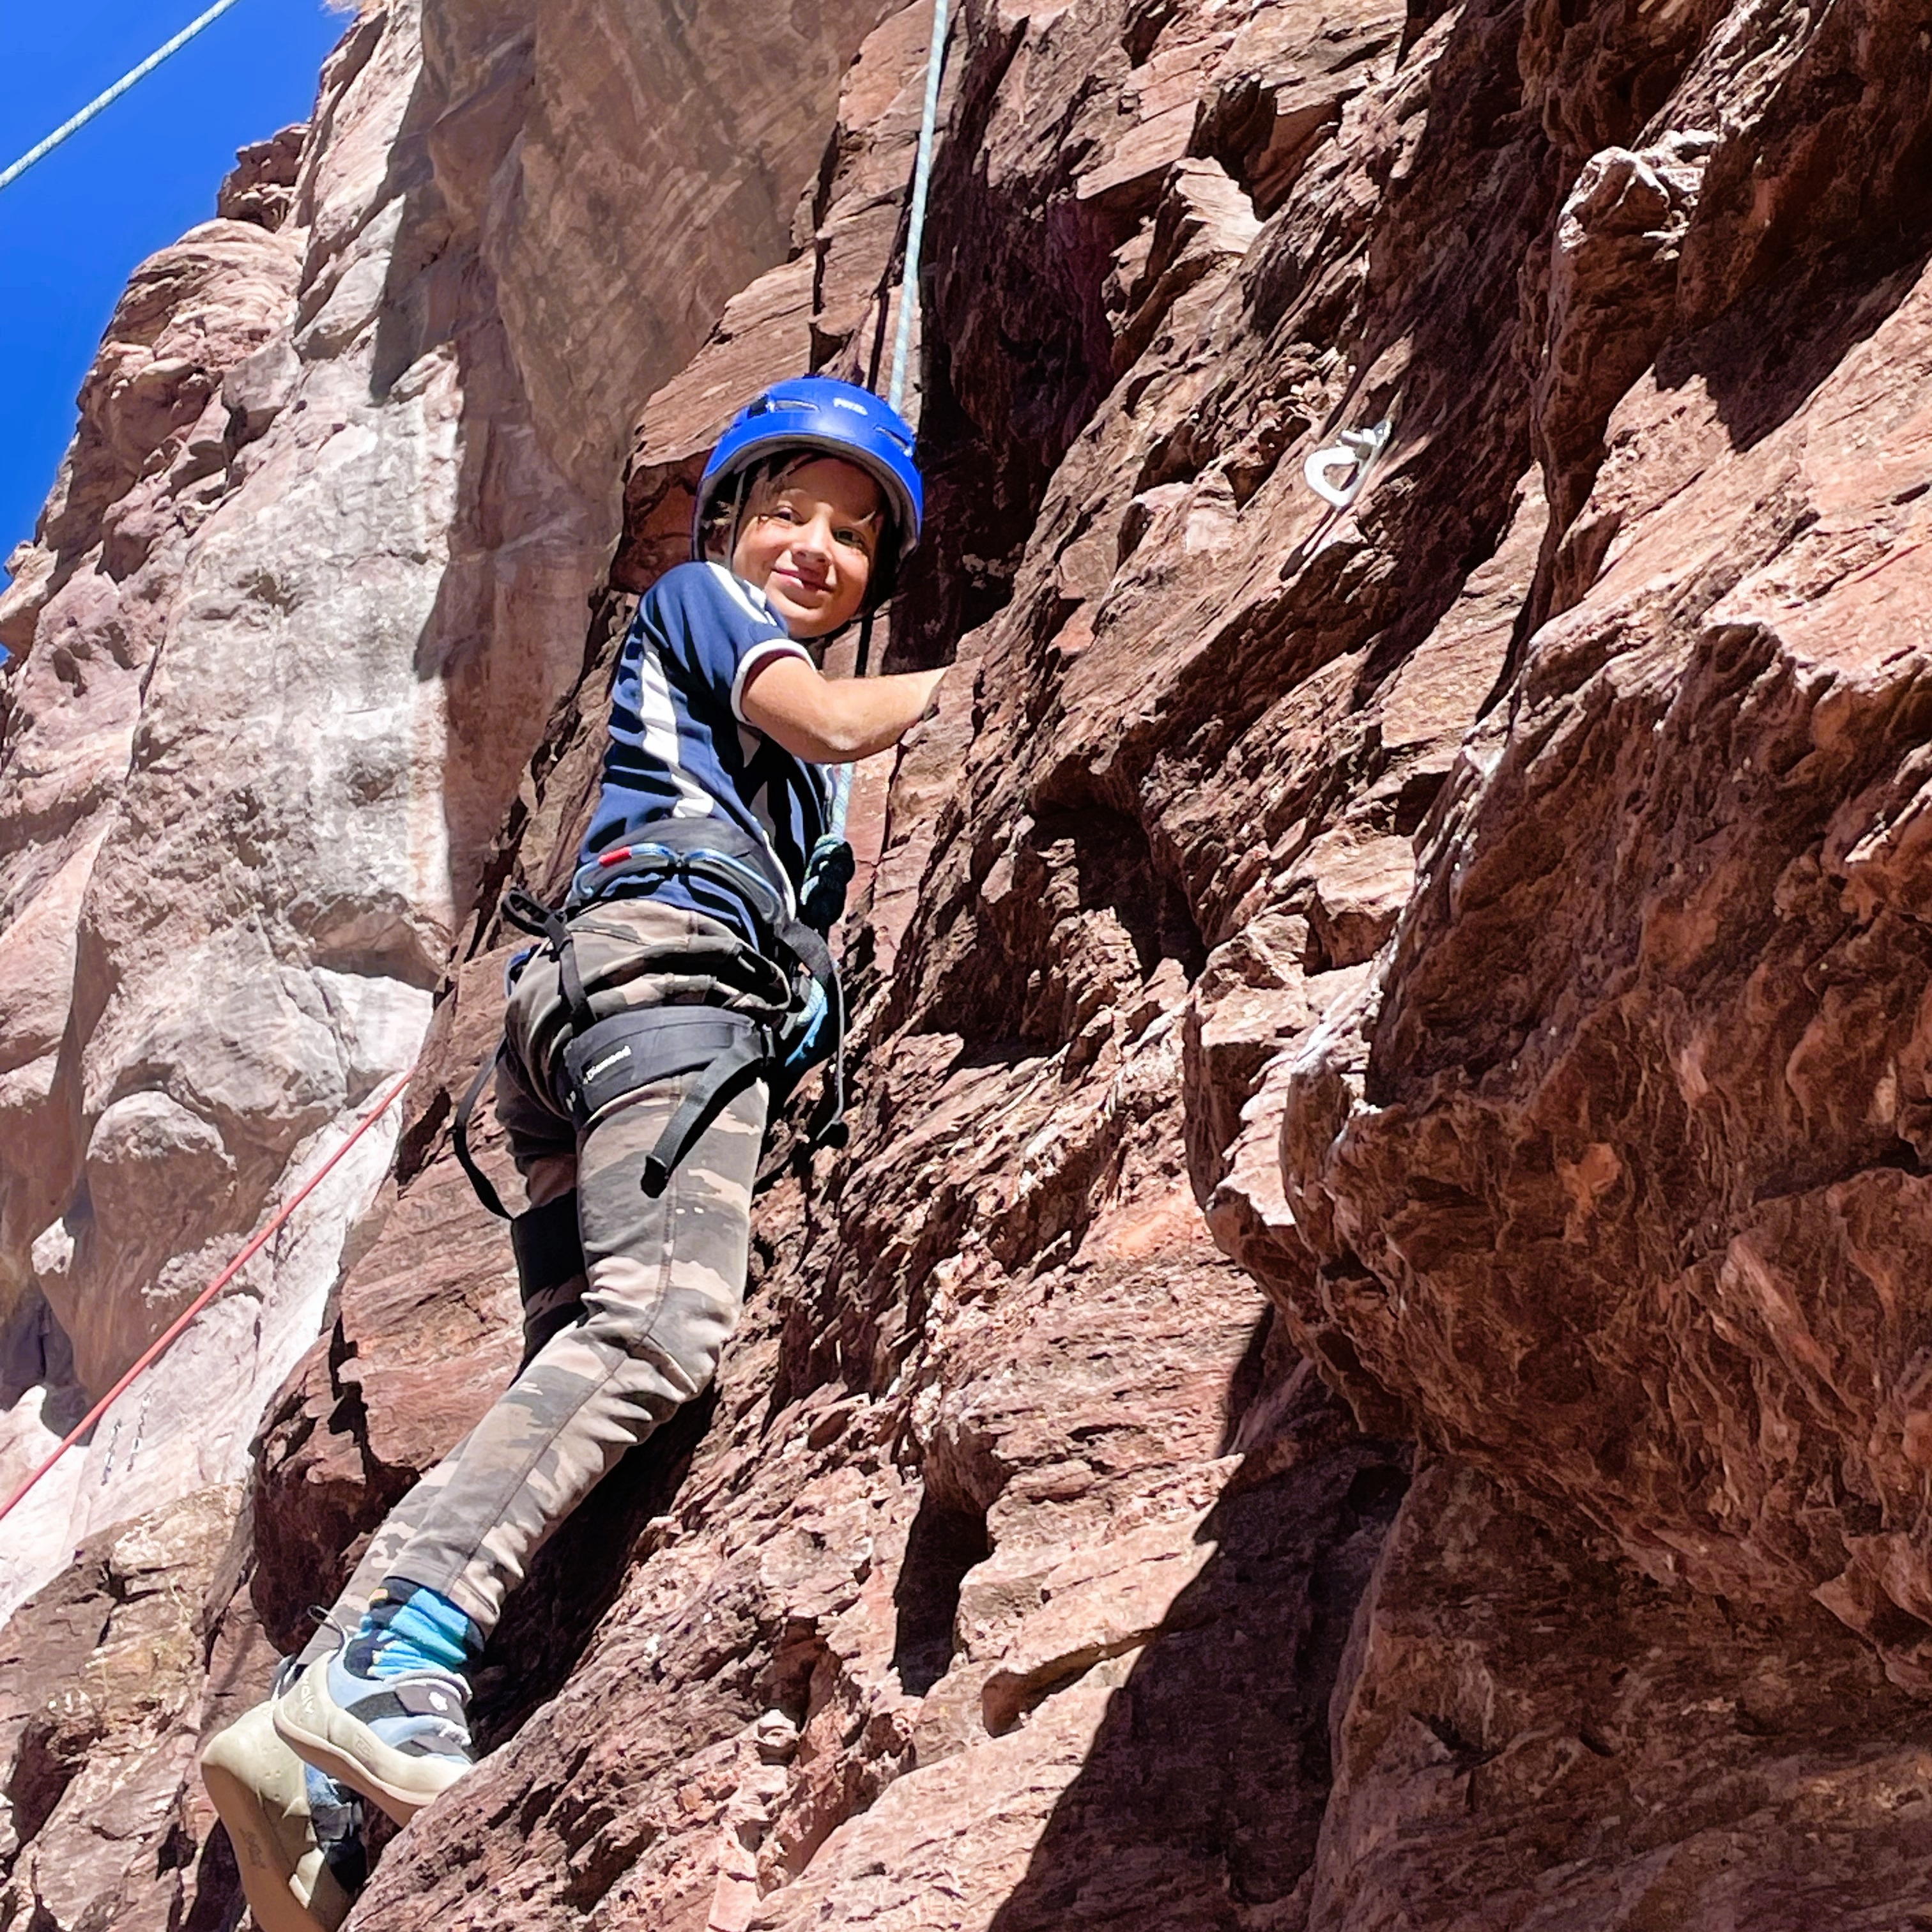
[731,457,884,639]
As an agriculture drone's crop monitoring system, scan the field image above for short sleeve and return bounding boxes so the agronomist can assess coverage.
[648,562,811,727]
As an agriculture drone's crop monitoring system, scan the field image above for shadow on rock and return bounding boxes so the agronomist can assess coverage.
[984,1413,1409,1932]
[470,1386,719,1747]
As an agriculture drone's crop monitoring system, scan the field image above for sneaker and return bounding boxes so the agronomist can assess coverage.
[199,1701,365,1932]
[272,1641,474,1826]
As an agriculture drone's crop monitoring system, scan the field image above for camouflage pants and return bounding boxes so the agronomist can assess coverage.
[301,897,787,1655]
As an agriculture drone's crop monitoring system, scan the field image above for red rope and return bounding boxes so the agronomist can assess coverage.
[0,1065,417,1529]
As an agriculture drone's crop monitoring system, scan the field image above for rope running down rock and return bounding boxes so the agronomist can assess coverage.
[0,1064,415,1528]
[832,0,953,839]
[887,0,951,416]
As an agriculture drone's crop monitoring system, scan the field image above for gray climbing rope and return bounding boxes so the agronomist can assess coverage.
[0,0,251,197]
[886,0,951,415]
[834,0,952,840]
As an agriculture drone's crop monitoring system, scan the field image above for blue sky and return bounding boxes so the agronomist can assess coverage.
[0,0,347,592]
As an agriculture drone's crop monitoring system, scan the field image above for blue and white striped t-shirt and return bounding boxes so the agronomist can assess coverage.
[576,562,835,942]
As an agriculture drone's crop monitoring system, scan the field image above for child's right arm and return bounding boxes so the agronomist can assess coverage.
[740,657,948,766]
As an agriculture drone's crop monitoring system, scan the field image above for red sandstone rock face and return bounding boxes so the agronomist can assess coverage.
[0,0,899,1917]
[0,1485,261,1931]
[389,0,1932,1913]
[1316,1462,1932,1926]
[1263,0,1932,1692]
[9,0,1932,1920]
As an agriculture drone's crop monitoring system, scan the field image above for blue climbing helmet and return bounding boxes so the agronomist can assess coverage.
[693,376,923,604]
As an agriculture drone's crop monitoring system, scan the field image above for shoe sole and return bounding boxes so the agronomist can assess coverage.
[200,1721,347,1932]
[272,1665,470,1828]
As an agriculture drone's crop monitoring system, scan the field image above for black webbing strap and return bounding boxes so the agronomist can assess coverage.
[502,884,592,1031]
[642,1027,773,1197]
[562,1005,760,1129]
[453,1045,511,1220]
[452,880,590,1223]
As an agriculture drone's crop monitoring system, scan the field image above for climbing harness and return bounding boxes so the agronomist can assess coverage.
[452,820,847,1238]
[0,1065,415,1529]
[1302,418,1393,512]
[571,823,849,1174]
[0,0,251,195]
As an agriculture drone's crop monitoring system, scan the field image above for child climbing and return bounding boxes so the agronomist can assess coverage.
[199,374,946,1929]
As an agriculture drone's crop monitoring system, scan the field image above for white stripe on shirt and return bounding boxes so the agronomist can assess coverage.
[709,562,777,627]
[730,636,813,724]
[638,645,717,820]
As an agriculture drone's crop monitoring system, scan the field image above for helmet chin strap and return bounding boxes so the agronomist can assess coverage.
[724,466,752,566]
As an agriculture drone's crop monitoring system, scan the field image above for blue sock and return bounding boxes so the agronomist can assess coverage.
[348,1581,479,1680]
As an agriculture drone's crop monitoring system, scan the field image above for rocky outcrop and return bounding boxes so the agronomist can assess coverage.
[1262,0,1932,1691]
[1312,1463,1932,1925]
[7,0,1932,1922]
[0,0,903,1616]
[0,1486,254,1928]
[0,0,896,1917]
